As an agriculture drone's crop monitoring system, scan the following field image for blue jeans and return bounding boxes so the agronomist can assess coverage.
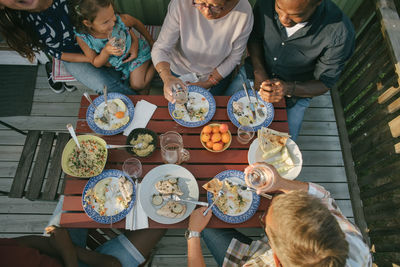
[225,65,311,141]
[202,228,252,266]
[63,61,137,95]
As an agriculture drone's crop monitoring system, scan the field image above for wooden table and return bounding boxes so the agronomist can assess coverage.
[60,95,288,229]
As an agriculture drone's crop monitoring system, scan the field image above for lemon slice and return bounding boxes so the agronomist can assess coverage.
[238,116,250,126]
[172,110,184,119]
[119,116,130,126]
[112,99,127,112]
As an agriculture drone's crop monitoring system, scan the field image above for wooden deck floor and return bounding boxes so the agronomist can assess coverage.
[0,64,353,266]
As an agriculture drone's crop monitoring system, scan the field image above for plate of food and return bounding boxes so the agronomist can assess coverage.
[248,127,302,180]
[86,92,134,135]
[227,89,274,131]
[139,164,199,224]
[61,135,107,178]
[204,170,260,224]
[82,169,135,224]
[126,128,158,157]
[168,85,216,128]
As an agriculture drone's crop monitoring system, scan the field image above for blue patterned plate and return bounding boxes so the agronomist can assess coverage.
[227,90,274,131]
[82,169,136,224]
[207,170,260,224]
[86,92,134,135]
[168,85,216,128]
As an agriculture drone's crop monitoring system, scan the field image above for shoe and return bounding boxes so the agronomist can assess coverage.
[64,83,77,92]
[45,62,65,94]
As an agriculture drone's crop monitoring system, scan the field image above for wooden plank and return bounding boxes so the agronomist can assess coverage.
[43,133,70,200]
[378,86,400,104]
[298,121,339,135]
[31,102,79,116]
[0,146,23,161]
[0,214,52,233]
[387,96,400,113]
[303,108,336,121]
[0,130,27,145]
[331,87,370,244]
[0,196,57,213]
[0,117,77,131]
[0,162,18,177]
[296,136,341,151]
[27,132,55,200]
[297,166,347,182]
[388,115,400,137]
[9,131,40,198]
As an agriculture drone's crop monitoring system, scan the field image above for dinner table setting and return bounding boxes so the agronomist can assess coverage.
[60,82,302,230]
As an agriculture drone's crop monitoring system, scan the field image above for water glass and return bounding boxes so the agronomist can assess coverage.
[122,158,142,179]
[236,125,255,144]
[108,28,126,51]
[244,163,276,191]
[172,84,188,104]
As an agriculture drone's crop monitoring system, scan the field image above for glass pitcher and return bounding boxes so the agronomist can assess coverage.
[160,131,190,164]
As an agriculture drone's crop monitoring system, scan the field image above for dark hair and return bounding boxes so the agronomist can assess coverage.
[68,0,115,34]
[0,8,44,62]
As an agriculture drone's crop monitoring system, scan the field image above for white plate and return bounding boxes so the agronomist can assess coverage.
[139,164,199,224]
[247,138,302,180]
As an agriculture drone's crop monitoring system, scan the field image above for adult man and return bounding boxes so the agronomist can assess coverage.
[226,0,355,140]
[187,163,371,266]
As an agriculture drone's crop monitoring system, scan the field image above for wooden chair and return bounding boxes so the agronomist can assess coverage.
[9,130,70,200]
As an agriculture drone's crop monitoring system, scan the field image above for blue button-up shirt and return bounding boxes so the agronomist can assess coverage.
[249,0,355,88]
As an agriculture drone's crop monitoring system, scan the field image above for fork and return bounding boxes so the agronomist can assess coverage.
[172,195,209,207]
[203,190,224,216]
[250,84,265,117]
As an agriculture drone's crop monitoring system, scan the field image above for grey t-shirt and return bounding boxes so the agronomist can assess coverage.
[249,0,355,88]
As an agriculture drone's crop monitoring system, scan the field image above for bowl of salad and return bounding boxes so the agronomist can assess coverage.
[61,135,108,178]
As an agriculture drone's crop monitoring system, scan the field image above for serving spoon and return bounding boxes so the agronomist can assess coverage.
[66,123,80,150]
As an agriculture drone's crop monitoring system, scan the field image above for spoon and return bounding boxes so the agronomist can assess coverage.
[66,123,80,149]
[251,84,265,117]
[83,92,98,110]
[106,143,143,149]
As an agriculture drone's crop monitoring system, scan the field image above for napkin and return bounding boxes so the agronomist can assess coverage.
[126,182,148,230]
[123,100,157,136]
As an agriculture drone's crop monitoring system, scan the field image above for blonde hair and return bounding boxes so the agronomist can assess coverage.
[266,191,349,267]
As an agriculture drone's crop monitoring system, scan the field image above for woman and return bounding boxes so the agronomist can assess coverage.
[152,0,253,102]
[0,0,136,95]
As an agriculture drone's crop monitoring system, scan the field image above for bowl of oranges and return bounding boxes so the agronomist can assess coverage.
[200,123,231,152]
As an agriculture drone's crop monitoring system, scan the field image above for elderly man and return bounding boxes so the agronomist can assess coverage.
[226,0,355,140]
[186,163,371,267]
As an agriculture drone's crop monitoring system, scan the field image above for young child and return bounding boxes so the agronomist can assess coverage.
[69,0,155,94]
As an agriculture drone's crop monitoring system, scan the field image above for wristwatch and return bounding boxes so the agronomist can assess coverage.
[185,229,200,240]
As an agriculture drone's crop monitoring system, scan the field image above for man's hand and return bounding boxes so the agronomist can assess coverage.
[188,207,212,232]
[162,74,186,103]
[259,79,292,103]
[253,70,269,92]
[104,39,124,57]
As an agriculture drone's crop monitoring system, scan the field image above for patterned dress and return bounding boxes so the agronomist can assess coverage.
[75,15,151,80]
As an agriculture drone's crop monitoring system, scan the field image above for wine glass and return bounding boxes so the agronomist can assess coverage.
[122,157,142,180]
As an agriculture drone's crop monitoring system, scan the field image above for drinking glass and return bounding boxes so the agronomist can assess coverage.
[122,158,142,179]
[236,125,255,144]
[172,83,188,104]
[108,28,126,52]
[244,163,276,191]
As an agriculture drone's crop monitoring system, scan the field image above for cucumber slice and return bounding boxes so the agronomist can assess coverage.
[172,203,184,214]
[152,195,163,206]
[168,177,178,184]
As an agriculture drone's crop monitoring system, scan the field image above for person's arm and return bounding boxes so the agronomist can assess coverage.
[120,14,155,47]
[248,41,269,91]
[60,52,91,63]
[76,36,123,68]
[156,61,186,103]
[187,207,212,267]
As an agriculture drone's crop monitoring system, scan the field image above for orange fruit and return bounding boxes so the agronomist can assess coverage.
[206,141,214,149]
[212,126,220,134]
[115,111,125,119]
[201,133,210,143]
[221,132,230,143]
[202,125,212,134]
[212,142,224,151]
[219,123,229,133]
[211,133,221,142]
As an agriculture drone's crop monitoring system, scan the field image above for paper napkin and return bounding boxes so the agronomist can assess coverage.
[123,100,157,136]
[126,182,148,230]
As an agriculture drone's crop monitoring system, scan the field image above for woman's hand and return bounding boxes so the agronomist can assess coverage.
[188,207,212,232]
[104,39,124,57]
[162,74,186,103]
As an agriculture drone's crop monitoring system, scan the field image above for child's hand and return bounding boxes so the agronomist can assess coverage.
[122,39,139,63]
[105,39,124,57]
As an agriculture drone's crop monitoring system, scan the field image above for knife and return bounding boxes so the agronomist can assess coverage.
[243,83,257,121]
[226,180,272,199]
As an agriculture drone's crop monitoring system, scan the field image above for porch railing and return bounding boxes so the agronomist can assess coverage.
[332,0,400,265]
